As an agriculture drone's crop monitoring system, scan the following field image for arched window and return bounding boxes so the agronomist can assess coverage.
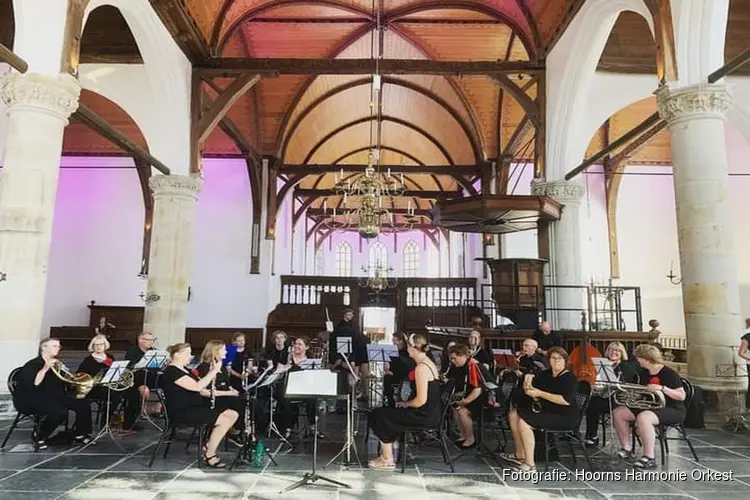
[335,241,352,277]
[368,241,388,276]
[314,249,324,275]
[403,240,419,277]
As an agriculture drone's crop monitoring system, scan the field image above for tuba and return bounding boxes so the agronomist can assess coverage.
[50,360,95,399]
[606,382,666,410]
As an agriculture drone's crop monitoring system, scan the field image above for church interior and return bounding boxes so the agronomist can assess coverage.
[2,0,750,498]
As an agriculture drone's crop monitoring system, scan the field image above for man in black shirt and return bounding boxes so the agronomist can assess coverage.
[16,338,93,448]
[516,339,548,376]
[532,320,563,356]
[328,308,367,409]
[123,331,158,431]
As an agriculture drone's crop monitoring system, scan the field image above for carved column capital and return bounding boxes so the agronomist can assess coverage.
[149,174,202,201]
[0,73,80,120]
[530,179,585,206]
[656,82,732,124]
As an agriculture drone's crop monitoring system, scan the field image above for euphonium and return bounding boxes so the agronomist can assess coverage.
[608,382,666,410]
[50,360,95,399]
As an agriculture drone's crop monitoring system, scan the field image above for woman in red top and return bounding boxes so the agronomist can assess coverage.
[448,344,483,449]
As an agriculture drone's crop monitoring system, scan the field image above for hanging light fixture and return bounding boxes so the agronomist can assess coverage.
[359,262,397,292]
[321,193,422,238]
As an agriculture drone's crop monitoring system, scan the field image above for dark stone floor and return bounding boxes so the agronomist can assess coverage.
[2,411,750,500]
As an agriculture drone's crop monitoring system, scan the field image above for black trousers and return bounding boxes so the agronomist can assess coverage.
[18,396,93,441]
[585,396,611,438]
[87,386,123,425]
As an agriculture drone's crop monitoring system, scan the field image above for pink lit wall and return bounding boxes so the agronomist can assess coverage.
[42,156,145,334]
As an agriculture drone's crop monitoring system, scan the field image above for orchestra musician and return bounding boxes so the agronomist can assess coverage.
[584,341,637,445]
[160,343,239,468]
[503,347,578,471]
[123,331,159,431]
[275,336,319,438]
[515,339,548,376]
[76,334,122,426]
[227,332,254,392]
[612,344,686,469]
[94,316,116,339]
[368,334,442,470]
[196,340,245,445]
[448,344,484,449]
[16,338,93,449]
[383,333,415,407]
[468,329,494,371]
[532,320,563,357]
[263,330,290,370]
[328,308,368,412]
[440,340,457,379]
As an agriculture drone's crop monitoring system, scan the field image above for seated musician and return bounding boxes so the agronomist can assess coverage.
[276,337,318,438]
[16,338,93,448]
[160,343,239,468]
[612,344,686,469]
[227,332,255,392]
[263,330,290,370]
[196,340,245,445]
[584,341,638,445]
[368,334,442,470]
[468,329,494,372]
[123,331,158,431]
[532,320,563,356]
[76,334,122,425]
[448,344,484,449]
[383,333,415,407]
[504,347,578,471]
[515,339,548,376]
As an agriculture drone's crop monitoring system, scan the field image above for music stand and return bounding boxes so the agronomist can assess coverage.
[366,344,399,407]
[325,337,361,468]
[132,350,169,430]
[298,358,324,370]
[78,361,130,453]
[230,368,279,470]
[591,357,620,460]
[260,369,294,450]
[282,370,351,493]
[492,349,518,370]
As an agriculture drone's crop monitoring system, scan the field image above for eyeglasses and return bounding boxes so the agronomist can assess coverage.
[93,343,106,347]
[550,356,565,362]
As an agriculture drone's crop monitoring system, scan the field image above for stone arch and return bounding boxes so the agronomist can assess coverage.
[546,0,655,180]
[82,0,191,174]
[673,0,730,85]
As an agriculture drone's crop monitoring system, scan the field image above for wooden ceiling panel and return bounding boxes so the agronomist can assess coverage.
[80,5,142,64]
[257,75,309,151]
[528,0,572,47]
[382,29,427,59]
[338,148,421,165]
[597,11,655,74]
[221,29,249,57]
[500,95,533,153]
[185,0,223,42]
[381,120,448,164]
[243,22,368,57]
[398,8,496,21]
[305,121,371,164]
[395,23,513,61]
[283,85,372,163]
[0,0,13,50]
[585,126,606,159]
[284,75,363,139]
[458,77,500,158]
[725,0,750,75]
[256,5,368,18]
[380,83,475,164]
[337,29,378,58]
[63,89,147,154]
[203,124,243,154]
[508,33,530,61]
[392,75,476,136]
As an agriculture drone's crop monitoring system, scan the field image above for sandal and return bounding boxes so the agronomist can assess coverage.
[633,456,657,469]
[499,452,523,465]
[368,456,395,470]
[74,436,92,445]
[203,454,227,469]
[517,463,536,472]
[34,440,48,451]
[616,448,634,460]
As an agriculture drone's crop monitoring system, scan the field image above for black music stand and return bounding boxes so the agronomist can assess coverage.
[230,368,278,470]
[78,360,130,453]
[325,337,361,468]
[132,350,169,430]
[260,369,293,450]
[591,357,620,460]
[282,370,350,493]
[366,344,399,407]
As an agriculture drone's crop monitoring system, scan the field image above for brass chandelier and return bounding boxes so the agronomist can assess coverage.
[321,189,420,238]
[358,262,397,292]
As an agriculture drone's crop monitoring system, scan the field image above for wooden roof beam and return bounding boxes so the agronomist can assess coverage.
[196,73,260,144]
[148,0,210,61]
[281,164,482,174]
[195,58,545,77]
[295,188,460,198]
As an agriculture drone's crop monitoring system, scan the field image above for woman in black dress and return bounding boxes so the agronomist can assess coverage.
[160,343,239,468]
[584,341,638,445]
[504,347,578,471]
[368,333,442,470]
[383,333,415,406]
[275,336,318,437]
[468,329,494,371]
[196,340,245,444]
[77,334,122,425]
[612,344,686,469]
[448,344,484,449]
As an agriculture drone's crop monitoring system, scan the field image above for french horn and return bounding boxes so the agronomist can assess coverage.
[50,360,95,399]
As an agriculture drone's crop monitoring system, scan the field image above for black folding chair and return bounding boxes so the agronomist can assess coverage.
[147,389,209,468]
[536,381,595,471]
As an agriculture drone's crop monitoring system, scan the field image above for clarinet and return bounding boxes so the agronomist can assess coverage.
[242,358,253,441]
[210,361,217,410]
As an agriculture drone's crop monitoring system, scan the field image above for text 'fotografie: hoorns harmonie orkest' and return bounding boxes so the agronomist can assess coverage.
[500,469,734,484]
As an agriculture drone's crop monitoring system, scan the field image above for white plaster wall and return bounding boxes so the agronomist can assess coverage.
[0,64,9,162]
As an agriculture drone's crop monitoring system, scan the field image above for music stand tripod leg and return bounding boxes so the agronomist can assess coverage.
[77,387,126,453]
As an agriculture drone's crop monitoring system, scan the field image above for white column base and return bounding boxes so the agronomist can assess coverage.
[0,340,38,396]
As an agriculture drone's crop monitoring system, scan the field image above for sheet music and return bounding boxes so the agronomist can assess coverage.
[336,337,352,355]
[298,358,323,370]
[259,371,284,387]
[366,344,399,362]
[492,349,513,355]
[592,357,618,383]
[285,370,338,397]
[133,350,169,370]
[100,361,129,384]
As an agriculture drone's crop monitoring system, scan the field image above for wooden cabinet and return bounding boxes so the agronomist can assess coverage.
[486,258,546,328]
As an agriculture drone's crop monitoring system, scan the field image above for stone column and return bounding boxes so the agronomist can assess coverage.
[656,82,744,394]
[143,174,202,348]
[531,179,586,330]
[0,73,80,392]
